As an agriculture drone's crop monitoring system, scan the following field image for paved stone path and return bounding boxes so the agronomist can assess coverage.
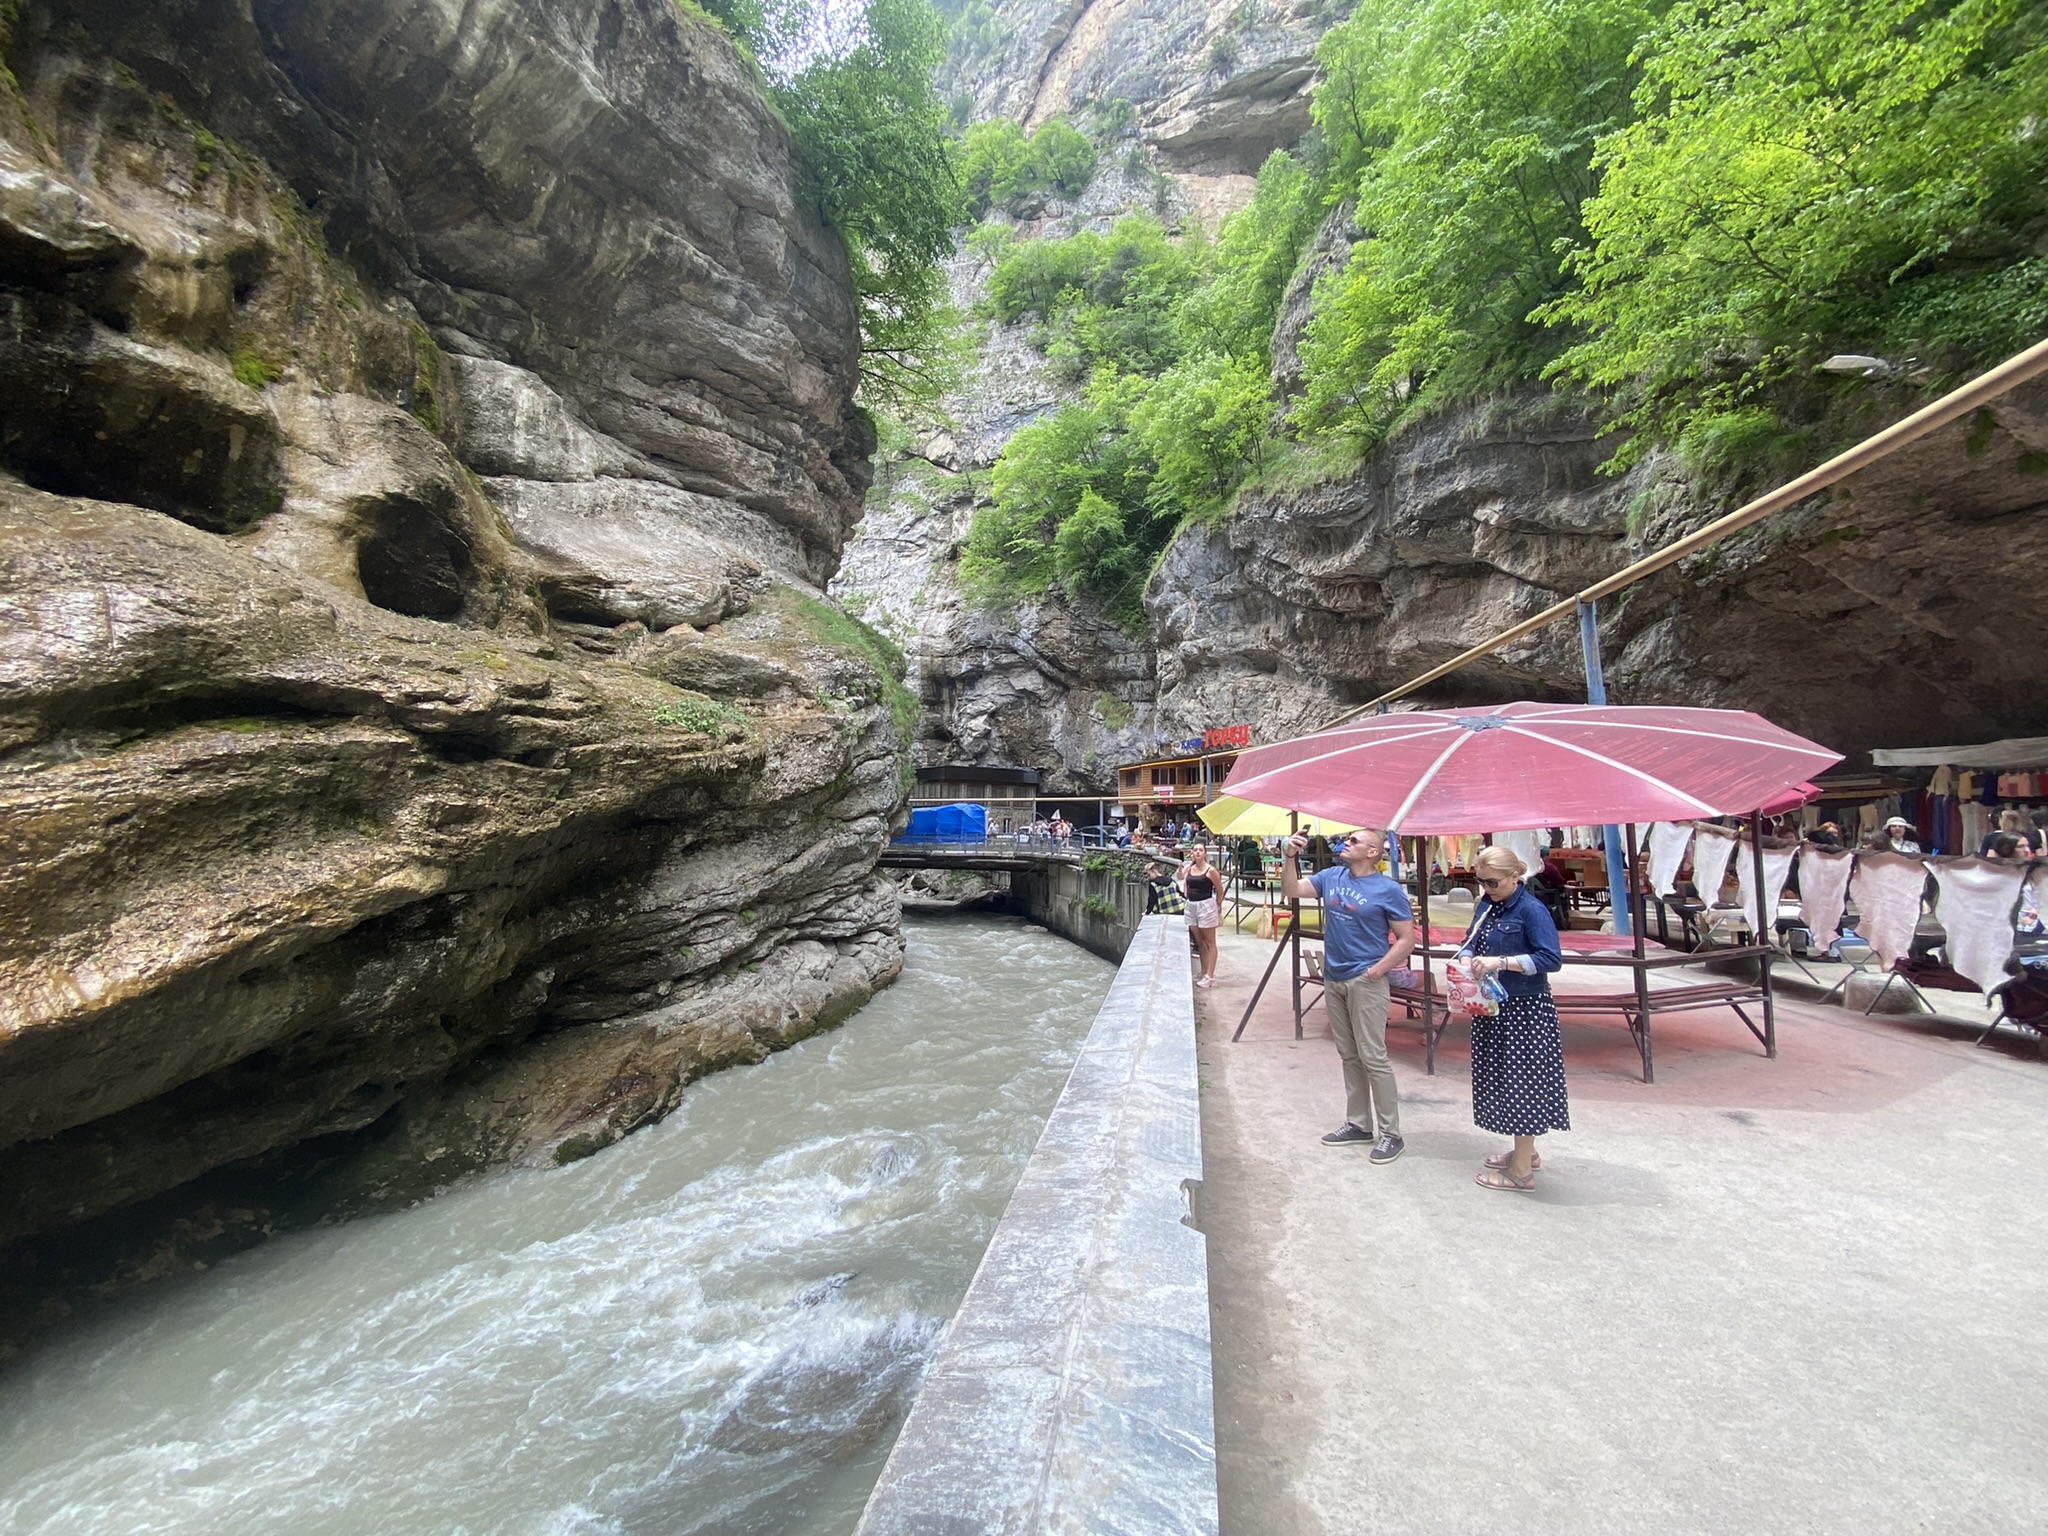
[1196,923,2048,1535]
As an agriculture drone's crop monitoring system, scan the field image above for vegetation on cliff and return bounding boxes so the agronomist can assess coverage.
[956,116,1097,218]
[951,0,2048,626]
[961,154,1321,629]
[1309,0,2048,464]
[698,0,960,412]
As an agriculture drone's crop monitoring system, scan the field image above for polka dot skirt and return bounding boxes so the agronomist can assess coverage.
[1470,990,1571,1137]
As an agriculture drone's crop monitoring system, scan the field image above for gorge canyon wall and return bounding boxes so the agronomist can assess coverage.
[836,0,2048,798]
[0,0,907,1259]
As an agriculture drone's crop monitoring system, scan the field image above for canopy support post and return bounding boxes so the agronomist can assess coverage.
[1413,825,1436,1075]
[1625,820,1653,1082]
[1579,598,1631,937]
[1289,812,1303,1040]
[1231,924,1295,1043]
[1749,807,1778,1058]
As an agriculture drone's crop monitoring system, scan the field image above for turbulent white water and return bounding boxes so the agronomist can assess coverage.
[0,916,1114,1536]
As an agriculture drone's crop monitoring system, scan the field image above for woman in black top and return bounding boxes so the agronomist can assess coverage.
[1179,844,1222,988]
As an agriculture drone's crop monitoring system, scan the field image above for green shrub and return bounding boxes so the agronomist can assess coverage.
[652,694,746,735]
[955,115,1099,218]
[230,346,280,390]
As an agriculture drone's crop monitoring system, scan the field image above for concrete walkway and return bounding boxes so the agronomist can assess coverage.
[1195,923,2048,1535]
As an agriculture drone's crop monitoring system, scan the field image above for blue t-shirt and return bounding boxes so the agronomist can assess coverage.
[1309,867,1414,980]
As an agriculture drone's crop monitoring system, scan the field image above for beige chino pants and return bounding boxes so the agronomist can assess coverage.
[1325,972,1400,1137]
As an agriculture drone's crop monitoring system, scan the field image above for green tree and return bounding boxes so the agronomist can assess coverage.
[1029,119,1097,195]
[1171,148,1323,363]
[957,117,1033,216]
[1128,351,1274,518]
[1544,0,2048,464]
[1296,0,1659,442]
[956,116,1099,217]
[986,214,1207,376]
[961,376,1168,629]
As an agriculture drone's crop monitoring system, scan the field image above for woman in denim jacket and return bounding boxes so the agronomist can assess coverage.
[1456,845,1570,1191]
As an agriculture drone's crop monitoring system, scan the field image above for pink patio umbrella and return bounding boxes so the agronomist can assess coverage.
[1220,703,1841,1080]
[1220,702,1840,833]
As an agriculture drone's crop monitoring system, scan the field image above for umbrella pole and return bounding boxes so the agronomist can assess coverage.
[1415,830,1435,1075]
[1289,813,1303,1041]
[1625,821,1653,1083]
[1750,807,1777,1058]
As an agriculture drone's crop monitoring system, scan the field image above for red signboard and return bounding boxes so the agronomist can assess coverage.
[1203,724,1252,750]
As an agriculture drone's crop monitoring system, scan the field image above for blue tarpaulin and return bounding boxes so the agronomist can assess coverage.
[900,803,987,842]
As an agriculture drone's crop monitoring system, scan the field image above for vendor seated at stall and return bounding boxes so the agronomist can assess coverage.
[1529,847,1572,924]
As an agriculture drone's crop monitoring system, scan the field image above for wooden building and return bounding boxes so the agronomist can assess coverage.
[1114,728,1250,831]
[910,764,1041,836]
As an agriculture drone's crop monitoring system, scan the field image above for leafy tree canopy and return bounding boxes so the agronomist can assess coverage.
[1297,0,1658,443]
[966,158,1324,628]
[955,118,1099,218]
[1542,0,2048,465]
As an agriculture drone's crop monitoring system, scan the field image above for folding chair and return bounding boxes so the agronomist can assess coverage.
[1978,969,2048,1046]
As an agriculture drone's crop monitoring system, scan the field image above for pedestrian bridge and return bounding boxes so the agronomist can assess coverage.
[879,839,1100,873]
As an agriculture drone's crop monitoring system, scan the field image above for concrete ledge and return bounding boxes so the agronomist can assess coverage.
[855,915,1216,1536]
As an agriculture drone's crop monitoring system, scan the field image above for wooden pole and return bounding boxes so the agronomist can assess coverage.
[1289,811,1303,1040]
[1413,827,1435,1075]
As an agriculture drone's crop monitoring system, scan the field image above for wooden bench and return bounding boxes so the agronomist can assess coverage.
[1388,946,1777,1083]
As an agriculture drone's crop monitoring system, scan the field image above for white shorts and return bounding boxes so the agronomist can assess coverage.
[1185,897,1220,930]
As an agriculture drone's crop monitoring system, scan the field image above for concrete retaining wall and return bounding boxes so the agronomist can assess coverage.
[854,914,1216,1536]
[1011,859,1153,961]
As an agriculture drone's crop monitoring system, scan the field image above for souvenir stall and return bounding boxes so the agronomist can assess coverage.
[1630,812,2047,1026]
[1868,737,2048,855]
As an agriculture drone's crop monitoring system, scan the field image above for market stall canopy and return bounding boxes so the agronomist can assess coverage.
[1870,737,2048,769]
[1197,797,1361,838]
[1220,703,1840,834]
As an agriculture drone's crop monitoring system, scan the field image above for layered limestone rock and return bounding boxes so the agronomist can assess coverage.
[945,0,1327,215]
[0,0,905,1250]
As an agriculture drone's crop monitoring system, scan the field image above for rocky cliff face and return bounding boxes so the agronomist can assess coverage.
[837,0,1343,789]
[845,0,2047,796]
[833,236,1162,794]
[945,0,1326,219]
[0,0,906,1252]
[1150,382,2048,756]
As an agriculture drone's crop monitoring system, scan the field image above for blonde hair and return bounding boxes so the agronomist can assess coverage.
[1473,845,1527,881]
[2001,809,2030,834]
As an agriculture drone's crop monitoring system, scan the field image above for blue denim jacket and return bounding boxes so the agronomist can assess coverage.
[1456,884,1563,996]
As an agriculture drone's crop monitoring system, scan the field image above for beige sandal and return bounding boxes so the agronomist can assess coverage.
[1476,1166,1536,1191]
[1483,1150,1541,1171]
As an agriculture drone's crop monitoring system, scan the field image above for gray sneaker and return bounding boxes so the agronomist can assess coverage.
[1320,1123,1374,1146]
[1368,1133,1405,1165]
